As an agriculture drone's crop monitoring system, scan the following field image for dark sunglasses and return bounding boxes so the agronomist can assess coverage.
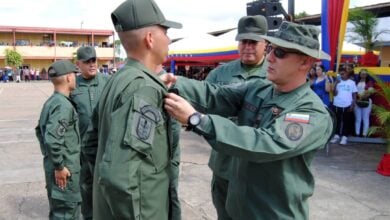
[266,45,304,59]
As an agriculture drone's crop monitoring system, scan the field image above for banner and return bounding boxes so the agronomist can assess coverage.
[321,0,350,71]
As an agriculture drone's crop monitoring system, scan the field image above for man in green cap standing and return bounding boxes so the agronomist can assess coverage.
[205,15,269,220]
[89,0,182,219]
[70,46,108,220]
[162,22,334,219]
[35,60,81,219]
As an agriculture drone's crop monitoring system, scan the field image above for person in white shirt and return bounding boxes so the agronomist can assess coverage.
[35,68,40,80]
[330,67,358,145]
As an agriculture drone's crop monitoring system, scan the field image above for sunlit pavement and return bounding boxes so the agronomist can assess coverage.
[0,82,389,220]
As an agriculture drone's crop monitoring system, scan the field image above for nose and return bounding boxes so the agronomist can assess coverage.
[266,49,275,63]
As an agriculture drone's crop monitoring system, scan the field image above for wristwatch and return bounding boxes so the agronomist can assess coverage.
[186,112,203,131]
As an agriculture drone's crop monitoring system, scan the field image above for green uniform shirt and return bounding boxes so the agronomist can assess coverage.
[35,92,82,202]
[205,58,268,180]
[70,72,108,142]
[93,59,172,220]
[175,78,333,220]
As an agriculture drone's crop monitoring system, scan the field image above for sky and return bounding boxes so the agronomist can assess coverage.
[0,0,389,40]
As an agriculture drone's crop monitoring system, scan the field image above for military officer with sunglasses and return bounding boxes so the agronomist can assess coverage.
[162,22,333,219]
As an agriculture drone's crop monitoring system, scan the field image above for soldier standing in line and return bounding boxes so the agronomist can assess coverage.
[70,46,108,220]
[35,60,81,219]
[205,15,268,220]
[87,0,182,219]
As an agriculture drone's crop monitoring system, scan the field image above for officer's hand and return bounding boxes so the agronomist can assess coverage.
[160,73,177,88]
[164,93,196,124]
[55,167,71,190]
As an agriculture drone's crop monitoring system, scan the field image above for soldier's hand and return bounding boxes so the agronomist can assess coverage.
[164,93,196,124]
[55,167,71,190]
[160,73,177,88]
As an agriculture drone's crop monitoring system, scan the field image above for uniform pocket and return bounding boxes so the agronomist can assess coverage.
[98,161,141,219]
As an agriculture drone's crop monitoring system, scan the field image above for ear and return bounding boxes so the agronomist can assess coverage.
[299,57,315,71]
[65,74,72,83]
[144,30,154,49]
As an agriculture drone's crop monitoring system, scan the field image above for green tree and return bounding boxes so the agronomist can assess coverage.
[295,11,309,19]
[4,48,23,73]
[4,48,23,67]
[347,8,389,51]
[368,73,390,153]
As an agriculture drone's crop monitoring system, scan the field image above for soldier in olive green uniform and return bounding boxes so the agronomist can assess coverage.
[90,0,182,219]
[70,46,108,220]
[163,22,333,219]
[205,15,268,220]
[35,60,81,219]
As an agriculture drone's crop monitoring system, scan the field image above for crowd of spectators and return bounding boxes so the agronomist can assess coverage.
[307,63,376,145]
[1,67,47,82]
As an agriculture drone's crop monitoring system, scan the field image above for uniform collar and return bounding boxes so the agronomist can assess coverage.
[54,91,71,100]
[125,58,168,90]
[77,73,99,86]
[231,58,267,78]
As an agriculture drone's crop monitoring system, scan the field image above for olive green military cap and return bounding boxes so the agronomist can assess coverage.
[77,46,96,61]
[111,0,182,32]
[48,60,78,77]
[262,21,330,60]
[235,15,268,42]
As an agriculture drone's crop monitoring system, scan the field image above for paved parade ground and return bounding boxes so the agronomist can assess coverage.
[0,82,389,220]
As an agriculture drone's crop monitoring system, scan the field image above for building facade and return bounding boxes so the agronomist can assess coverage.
[0,25,115,79]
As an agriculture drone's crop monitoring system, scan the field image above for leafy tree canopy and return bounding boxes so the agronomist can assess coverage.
[4,49,23,68]
[347,8,390,51]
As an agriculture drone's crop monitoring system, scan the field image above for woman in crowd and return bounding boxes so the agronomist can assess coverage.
[308,67,316,88]
[312,65,333,107]
[330,67,358,145]
[354,69,374,137]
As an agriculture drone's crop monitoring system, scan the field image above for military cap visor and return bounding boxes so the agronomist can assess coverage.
[48,60,78,77]
[111,0,182,32]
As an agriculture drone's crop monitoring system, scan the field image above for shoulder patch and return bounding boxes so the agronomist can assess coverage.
[136,116,153,140]
[285,122,303,141]
[141,104,161,123]
[57,124,66,137]
[284,113,310,124]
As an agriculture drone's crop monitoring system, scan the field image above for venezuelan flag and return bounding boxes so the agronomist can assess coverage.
[321,0,350,71]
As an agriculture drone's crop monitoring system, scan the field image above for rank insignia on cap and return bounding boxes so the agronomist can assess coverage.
[284,113,310,124]
[285,122,303,141]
